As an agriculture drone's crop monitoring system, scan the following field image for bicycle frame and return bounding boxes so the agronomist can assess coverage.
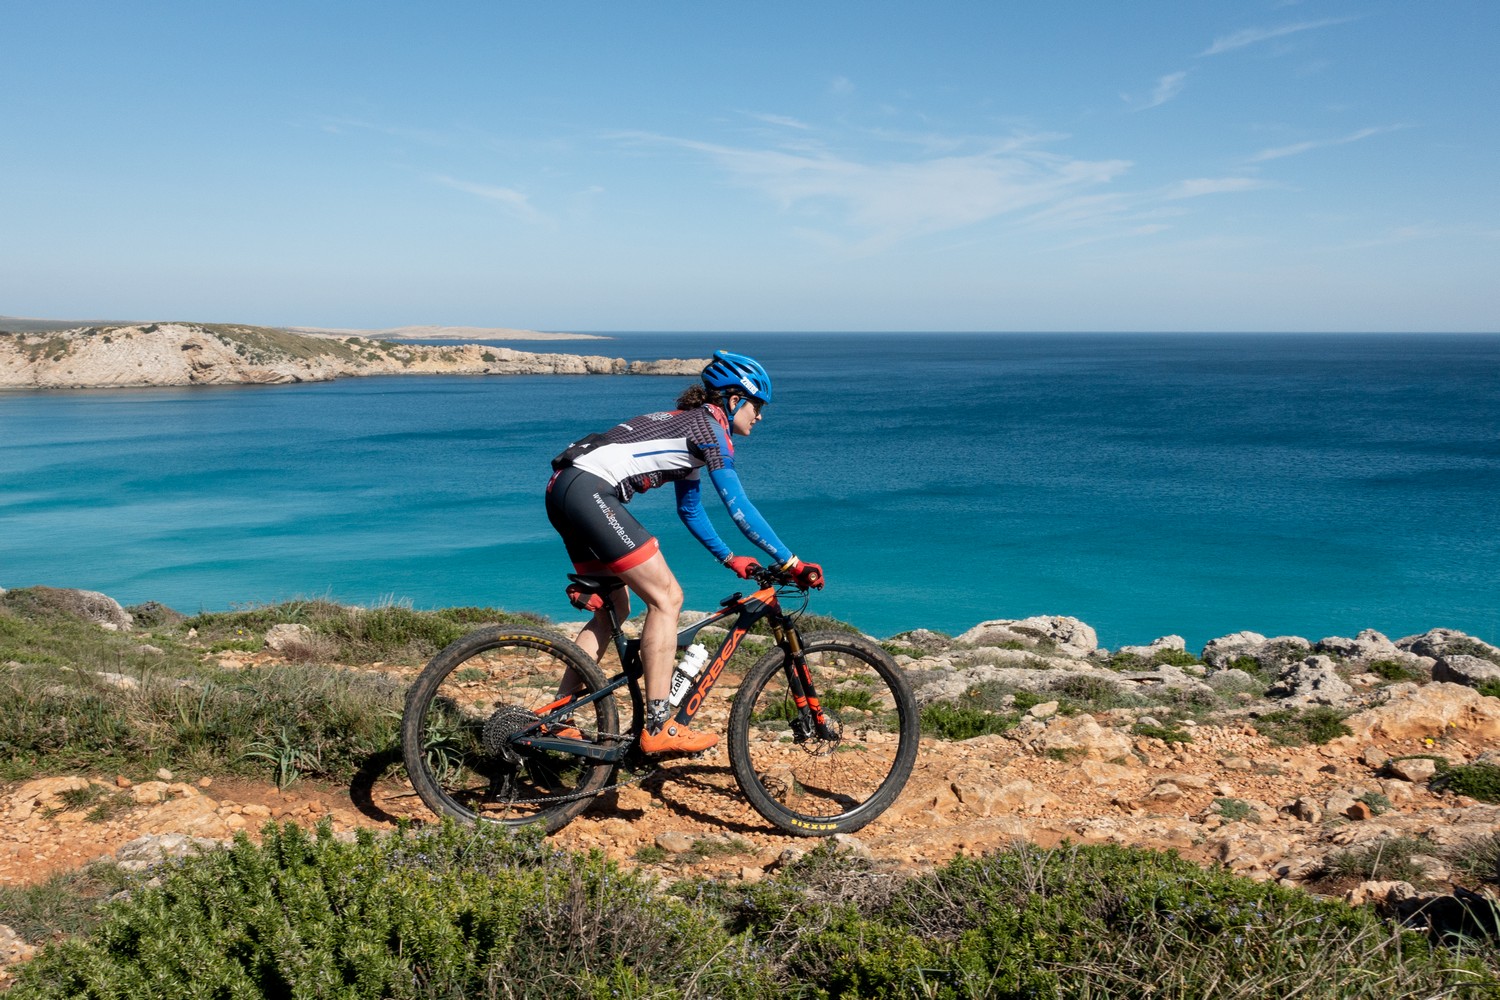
[513,575,828,762]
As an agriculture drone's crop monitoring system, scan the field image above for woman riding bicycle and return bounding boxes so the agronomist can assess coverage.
[545,350,823,755]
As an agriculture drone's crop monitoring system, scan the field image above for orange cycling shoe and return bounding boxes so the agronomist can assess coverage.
[639,723,718,755]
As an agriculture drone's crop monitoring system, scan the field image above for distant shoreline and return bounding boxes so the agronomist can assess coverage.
[290,325,611,342]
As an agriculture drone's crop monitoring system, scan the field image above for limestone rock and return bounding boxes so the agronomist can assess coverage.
[1346,880,1419,908]
[655,830,696,854]
[956,616,1098,657]
[0,925,36,967]
[1315,629,1405,663]
[1398,629,1500,661]
[1118,635,1186,659]
[264,623,314,653]
[1200,631,1268,669]
[1386,757,1438,783]
[1266,655,1355,707]
[1345,682,1500,741]
[1035,716,1134,760]
[1433,654,1500,690]
[113,832,222,872]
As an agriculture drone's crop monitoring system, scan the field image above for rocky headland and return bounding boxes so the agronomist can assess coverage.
[0,323,700,389]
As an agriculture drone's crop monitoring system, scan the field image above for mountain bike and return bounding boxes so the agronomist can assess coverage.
[400,565,919,837]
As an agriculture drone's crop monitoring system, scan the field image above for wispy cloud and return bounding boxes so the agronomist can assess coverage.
[746,112,813,131]
[1127,71,1189,111]
[1163,177,1273,199]
[433,176,548,224]
[1199,17,1354,57]
[623,131,1131,253]
[1250,125,1406,162]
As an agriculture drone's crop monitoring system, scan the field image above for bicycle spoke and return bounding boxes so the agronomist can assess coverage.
[730,631,918,835]
[402,629,619,833]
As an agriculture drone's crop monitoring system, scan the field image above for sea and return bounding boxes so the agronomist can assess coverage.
[2,332,1497,652]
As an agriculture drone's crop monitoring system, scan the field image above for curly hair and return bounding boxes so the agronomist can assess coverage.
[675,383,722,410]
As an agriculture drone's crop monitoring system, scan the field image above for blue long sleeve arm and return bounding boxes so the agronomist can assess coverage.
[675,477,734,562]
[673,472,794,565]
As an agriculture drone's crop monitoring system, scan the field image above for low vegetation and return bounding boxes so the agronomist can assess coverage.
[1250,706,1353,746]
[6,825,1496,999]
[0,587,540,786]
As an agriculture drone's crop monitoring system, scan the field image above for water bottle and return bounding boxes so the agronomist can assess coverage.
[667,642,710,707]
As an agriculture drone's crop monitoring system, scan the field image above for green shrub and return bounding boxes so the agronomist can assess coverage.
[1370,658,1423,682]
[1321,837,1432,885]
[1133,721,1193,744]
[1357,791,1393,816]
[9,835,1500,999]
[1432,762,1500,803]
[1214,797,1257,822]
[1441,638,1500,664]
[1228,654,1275,681]
[1051,673,1143,713]
[1478,679,1500,700]
[919,702,1017,741]
[1447,833,1500,885]
[1253,706,1352,746]
[9,822,764,1000]
[718,842,1495,999]
[1152,647,1203,667]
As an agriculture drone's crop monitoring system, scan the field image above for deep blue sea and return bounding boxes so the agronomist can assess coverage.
[2,333,1497,651]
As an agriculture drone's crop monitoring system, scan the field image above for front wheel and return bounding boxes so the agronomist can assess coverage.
[728,630,919,836]
[401,627,620,834]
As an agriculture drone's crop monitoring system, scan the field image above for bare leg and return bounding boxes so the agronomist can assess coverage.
[560,588,630,696]
[613,551,683,704]
[573,587,631,664]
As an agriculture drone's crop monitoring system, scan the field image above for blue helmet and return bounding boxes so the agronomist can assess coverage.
[701,350,772,405]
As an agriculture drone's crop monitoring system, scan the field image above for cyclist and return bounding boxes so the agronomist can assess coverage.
[546,350,823,754]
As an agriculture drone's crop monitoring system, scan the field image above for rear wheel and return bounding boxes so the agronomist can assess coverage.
[401,627,620,834]
[728,630,918,836]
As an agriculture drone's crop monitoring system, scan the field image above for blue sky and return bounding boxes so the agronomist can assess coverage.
[3,1,1496,332]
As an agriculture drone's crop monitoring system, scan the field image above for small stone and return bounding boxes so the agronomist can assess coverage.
[1387,757,1438,783]
[831,833,872,858]
[155,768,173,782]
[655,830,696,854]
[1028,701,1059,720]
[739,866,766,883]
[114,775,132,788]
[1346,800,1374,821]
[1360,746,1390,769]
[1287,797,1323,823]
[197,777,212,788]
[1147,782,1184,804]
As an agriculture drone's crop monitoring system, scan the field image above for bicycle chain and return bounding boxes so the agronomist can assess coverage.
[489,754,661,808]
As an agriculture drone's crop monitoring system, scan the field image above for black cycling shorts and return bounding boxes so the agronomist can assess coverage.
[545,467,660,575]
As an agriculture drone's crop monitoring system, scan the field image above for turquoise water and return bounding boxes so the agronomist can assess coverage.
[2,333,1497,650]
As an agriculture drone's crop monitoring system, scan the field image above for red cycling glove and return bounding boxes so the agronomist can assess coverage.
[723,555,761,579]
[782,556,825,590]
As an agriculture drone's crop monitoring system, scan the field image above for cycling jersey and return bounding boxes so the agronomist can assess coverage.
[552,404,792,567]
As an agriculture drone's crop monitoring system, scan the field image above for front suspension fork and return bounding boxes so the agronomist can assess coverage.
[776,625,840,743]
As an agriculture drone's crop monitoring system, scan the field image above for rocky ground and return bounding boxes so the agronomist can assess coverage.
[4,611,1500,977]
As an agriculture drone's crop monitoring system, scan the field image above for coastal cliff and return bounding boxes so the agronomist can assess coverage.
[0,323,701,389]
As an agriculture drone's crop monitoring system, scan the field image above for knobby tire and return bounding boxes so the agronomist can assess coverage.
[401,627,619,834]
[728,630,919,836]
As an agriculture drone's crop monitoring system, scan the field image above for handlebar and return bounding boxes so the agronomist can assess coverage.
[747,562,821,591]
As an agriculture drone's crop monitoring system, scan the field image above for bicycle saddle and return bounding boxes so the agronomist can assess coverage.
[566,573,624,611]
